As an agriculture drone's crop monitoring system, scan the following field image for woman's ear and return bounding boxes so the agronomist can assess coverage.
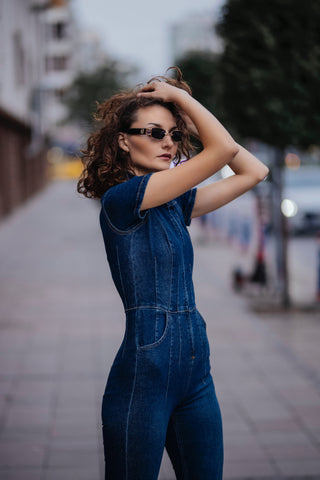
[118,133,129,153]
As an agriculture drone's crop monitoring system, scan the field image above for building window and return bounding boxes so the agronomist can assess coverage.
[45,56,69,72]
[54,88,66,101]
[47,22,68,40]
[13,32,25,86]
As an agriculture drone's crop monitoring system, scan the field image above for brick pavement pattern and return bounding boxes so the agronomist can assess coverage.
[0,180,319,480]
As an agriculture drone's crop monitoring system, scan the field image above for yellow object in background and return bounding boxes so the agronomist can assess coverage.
[47,147,83,180]
[50,158,83,180]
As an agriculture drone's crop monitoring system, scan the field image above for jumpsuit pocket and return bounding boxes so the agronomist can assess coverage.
[136,309,169,351]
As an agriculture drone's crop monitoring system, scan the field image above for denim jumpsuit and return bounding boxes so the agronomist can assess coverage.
[99,174,223,480]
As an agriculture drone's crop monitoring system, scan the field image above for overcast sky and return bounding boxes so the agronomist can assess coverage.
[72,0,225,81]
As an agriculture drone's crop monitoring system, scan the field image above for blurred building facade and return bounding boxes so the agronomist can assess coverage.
[41,1,76,136]
[0,0,76,219]
[171,10,223,61]
[73,29,109,74]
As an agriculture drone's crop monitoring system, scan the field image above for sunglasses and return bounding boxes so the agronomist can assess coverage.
[124,128,183,142]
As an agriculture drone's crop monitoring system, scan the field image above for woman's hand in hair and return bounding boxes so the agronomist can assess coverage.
[137,81,189,104]
[137,82,199,138]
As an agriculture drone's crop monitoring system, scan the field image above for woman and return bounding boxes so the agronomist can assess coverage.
[78,68,269,480]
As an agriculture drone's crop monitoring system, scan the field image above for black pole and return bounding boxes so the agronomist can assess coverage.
[271,147,290,308]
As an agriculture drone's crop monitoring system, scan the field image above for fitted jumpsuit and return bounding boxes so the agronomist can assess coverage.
[99,173,223,480]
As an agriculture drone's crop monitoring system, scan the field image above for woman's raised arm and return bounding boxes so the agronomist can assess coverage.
[191,145,269,217]
[138,82,239,210]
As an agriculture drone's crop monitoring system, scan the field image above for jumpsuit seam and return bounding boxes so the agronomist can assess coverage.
[101,203,148,235]
[121,321,128,359]
[154,257,158,342]
[178,316,181,368]
[169,205,189,305]
[156,209,174,309]
[154,255,158,307]
[168,207,190,306]
[124,305,197,314]
[197,314,205,376]
[131,233,138,307]
[184,312,195,397]
[116,245,127,309]
[125,348,138,480]
[176,265,180,313]
[165,320,173,400]
[134,173,152,219]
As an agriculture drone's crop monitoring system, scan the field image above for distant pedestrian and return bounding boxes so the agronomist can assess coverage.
[77,67,269,480]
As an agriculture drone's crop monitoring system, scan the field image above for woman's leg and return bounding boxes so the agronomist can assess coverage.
[102,393,168,480]
[102,311,172,480]
[165,375,223,480]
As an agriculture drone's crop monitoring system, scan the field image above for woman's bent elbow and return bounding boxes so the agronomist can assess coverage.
[257,165,270,182]
[229,142,240,159]
[251,165,269,186]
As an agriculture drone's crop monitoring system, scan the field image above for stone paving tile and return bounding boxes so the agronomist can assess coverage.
[47,449,100,468]
[312,430,320,445]
[224,443,268,462]
[257,430,315,447]
[158,451,175,480]
[0,440,46,468]
[275,459,320,476]
[223,430,262,447]
[265,443,320,461]
[223,459,279,479]
[0,431,49,444]
[44,466,101,480]
[0,380,12,411]
[3,407,52,440]
[20,353,59,376]
[10,379,57,407]
[0,469,43,480]
[0,354,23,376]
[51,422,98,439]
[252,417,304,433]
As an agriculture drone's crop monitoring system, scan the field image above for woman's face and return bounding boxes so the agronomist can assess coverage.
[119,105,179,175]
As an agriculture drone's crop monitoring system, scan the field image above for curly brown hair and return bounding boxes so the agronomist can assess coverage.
[77,67,193,199]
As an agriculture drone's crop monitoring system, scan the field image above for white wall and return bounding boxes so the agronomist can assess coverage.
[0,0,41,124]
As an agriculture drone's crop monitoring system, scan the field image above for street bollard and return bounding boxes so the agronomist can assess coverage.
[240,219,251,253]
[250,222,267,286]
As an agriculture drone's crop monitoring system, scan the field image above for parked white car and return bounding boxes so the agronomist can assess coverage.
[282,166,320,234]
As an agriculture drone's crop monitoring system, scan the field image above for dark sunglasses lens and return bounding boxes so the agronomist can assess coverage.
[171,131,183,142]
[151,128,166,139]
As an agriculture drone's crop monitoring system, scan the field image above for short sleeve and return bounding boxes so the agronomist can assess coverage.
[176,188,197,226]
[101,173,152,232]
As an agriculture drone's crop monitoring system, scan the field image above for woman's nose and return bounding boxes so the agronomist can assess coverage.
[162,133,174,147]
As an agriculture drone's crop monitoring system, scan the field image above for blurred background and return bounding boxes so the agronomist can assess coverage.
[0,1,320,479]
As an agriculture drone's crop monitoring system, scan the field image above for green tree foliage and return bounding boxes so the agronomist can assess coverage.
[176,51,234,148]
[216,0,320,149]
[176,51,222,114]
[64,60,130,130]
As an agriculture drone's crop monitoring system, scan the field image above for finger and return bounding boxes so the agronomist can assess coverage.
[137,90,157,98]
[138,82,159,93]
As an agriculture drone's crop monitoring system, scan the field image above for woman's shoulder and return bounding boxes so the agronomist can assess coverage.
[102,173,152,203]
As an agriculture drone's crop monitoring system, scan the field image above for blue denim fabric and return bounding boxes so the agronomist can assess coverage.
[100,174,223,480]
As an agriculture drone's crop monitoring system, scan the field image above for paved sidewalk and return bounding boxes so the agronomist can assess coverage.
[0,180,319,480]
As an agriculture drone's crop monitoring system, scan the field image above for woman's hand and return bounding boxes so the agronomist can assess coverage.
[137,81,188,104]
[138,82,200,138]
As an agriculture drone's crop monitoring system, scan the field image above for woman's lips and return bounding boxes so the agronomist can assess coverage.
[158,154,172,160]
